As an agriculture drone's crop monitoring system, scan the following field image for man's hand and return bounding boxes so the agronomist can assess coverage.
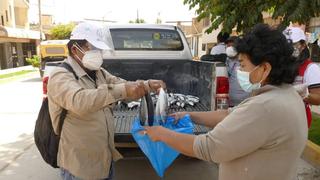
[147,80,166,93]
[125,82,146,101]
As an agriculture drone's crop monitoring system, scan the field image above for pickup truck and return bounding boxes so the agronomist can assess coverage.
[43,24,229,149]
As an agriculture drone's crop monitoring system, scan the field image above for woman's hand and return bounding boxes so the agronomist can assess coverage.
[141,126,168,142]
[170,112,188,123]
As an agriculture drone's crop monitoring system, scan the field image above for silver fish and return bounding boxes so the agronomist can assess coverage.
[127,101,140,109]
[155,88,168,124]
[139,97,148,125]
[139,94,154,126]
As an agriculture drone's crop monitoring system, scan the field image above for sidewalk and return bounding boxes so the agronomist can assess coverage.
[312,106,320,115]
[0,66,35,76]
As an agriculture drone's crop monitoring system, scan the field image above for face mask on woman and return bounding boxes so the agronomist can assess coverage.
[73,43,103,71]
[236,66,262,93]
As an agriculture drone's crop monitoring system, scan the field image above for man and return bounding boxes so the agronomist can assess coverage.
[210,32,229,55]
[284,26,320,128]
[225,36,249,106]
[47,22,165,180]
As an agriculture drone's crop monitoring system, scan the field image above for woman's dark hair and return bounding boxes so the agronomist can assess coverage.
[67,40,88,56]
[234,23,299,85]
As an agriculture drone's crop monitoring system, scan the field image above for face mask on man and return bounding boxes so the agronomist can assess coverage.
[236,66,263,93]
[73,43,103,71]
[292,47,300,58]
[226,46,238,58]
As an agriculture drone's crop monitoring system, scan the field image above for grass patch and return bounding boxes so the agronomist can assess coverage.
[0,70,36,79]
[309,113,320,146]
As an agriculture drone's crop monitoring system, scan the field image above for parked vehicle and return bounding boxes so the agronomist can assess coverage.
[39,40,68,77]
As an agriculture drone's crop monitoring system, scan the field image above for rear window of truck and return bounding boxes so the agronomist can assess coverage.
[45,47,66,55]
[110,29,184,51]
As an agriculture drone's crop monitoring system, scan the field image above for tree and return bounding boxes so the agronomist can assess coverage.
[50,23,75,40]
[156,18,162,24]
[183,0,320,33]
[129,19,146,24]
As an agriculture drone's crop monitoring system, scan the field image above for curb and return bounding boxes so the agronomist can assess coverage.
[0,65,35,76]
[302,140,320,169]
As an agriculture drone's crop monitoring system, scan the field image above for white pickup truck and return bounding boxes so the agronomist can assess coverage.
[42,24,229,148]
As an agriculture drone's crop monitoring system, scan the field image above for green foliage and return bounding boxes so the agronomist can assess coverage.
[26,55,40,68]
[309,113,320,146]
[156,18,162,24]
[129,19,146,24]
[183,0,320,33]
[50,23,75,40]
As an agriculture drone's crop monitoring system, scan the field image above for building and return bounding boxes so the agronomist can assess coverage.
[0,0,44,69]
[177,13,284,59]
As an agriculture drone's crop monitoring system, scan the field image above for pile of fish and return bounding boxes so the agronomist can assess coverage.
[167,93,199,108]
[126,93,200,109]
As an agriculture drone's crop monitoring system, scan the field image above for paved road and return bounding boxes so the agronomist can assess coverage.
[0,73,318,180]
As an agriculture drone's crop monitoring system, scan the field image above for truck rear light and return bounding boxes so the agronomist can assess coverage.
[43,76,49,95]
[215,76,229,110]
[216,77,229,94]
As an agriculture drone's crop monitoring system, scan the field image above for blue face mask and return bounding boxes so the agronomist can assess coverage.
[236,66,262,93]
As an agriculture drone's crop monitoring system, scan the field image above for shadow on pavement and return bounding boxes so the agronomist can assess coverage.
[0,133,34,172]
[115,155,219,180]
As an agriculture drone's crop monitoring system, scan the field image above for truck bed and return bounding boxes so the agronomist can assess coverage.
[103,59,216,144]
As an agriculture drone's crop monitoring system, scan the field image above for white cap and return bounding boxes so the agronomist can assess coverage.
[283,27,306,43]
[70,22,110,50]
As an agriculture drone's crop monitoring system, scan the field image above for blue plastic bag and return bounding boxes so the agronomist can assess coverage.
[131,114,194,177]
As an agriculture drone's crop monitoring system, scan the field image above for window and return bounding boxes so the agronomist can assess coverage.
[45,47,66,55]
[1,16,4,26]
[5,10,8,22]
[202,44,206,51]
[110,29,184,51]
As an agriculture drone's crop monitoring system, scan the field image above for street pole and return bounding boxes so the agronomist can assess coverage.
[38,0,42,41]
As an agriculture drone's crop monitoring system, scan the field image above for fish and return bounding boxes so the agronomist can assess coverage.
[127,101,140,109]
[139,93,154,126]
[155,88,168,125]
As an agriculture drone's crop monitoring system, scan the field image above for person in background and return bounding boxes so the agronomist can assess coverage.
[143,24,308,180]
[225,36,250,106]
[284,26,320,128]
[47,22,165,180]
[210,32,230,55]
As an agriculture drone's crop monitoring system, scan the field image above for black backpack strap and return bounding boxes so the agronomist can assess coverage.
[56,62,78,135]
[59,62,79,80]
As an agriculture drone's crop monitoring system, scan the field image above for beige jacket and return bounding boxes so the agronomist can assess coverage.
[47,57,128,179]
[193,85,308,180]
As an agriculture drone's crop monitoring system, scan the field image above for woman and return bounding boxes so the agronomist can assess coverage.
[144,24,308,180]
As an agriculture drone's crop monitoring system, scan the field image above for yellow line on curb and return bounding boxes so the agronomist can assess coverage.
[302,140,320,169]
